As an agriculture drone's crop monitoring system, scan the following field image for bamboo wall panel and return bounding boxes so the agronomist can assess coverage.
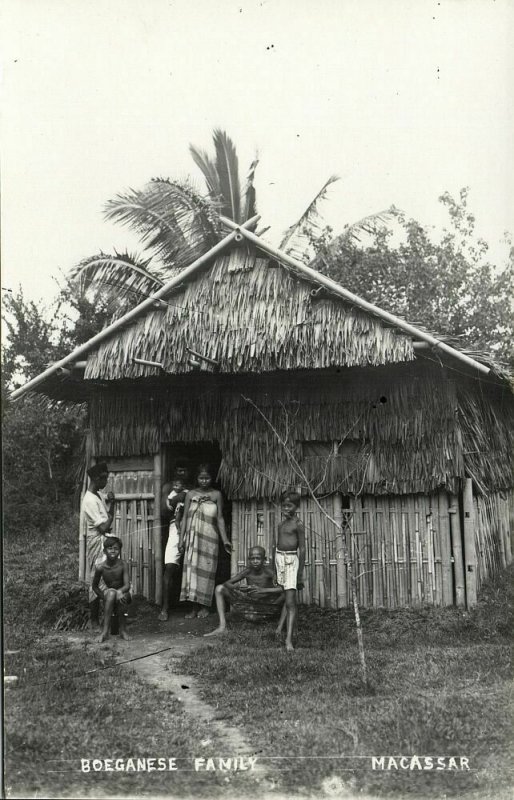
[232,492,457,608]
[107,468,156,600]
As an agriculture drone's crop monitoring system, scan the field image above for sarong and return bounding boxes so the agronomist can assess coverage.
[275,549,299,590]
[180,496,219,607]
[85,531,106,602]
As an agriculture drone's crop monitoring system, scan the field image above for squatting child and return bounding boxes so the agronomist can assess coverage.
[92,536,131,642]
[204,546,283,636]
[158,474,187,621]
[275,491,306,651]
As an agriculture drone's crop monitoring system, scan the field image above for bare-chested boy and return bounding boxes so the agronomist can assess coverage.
[275,491,306,651]
[92,536,131,642]
[204,546,283,636]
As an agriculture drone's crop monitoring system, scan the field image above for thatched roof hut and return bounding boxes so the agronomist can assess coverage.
[15,223,514,611]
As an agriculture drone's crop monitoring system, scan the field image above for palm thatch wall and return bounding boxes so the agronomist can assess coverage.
[457,384,514,494]
[84,247,414,379]
[88,361,514,499]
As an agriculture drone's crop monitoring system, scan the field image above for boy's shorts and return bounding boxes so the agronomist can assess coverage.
[275,550,299,590]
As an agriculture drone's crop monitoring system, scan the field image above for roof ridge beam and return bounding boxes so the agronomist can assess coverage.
[11,214,260,400]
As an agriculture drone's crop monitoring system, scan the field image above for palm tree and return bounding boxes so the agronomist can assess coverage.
[69,130,260,312]
[69,128,394,313]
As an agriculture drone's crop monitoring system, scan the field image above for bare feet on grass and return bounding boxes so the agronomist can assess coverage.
[204,626,226,637]
[197,608,210,619]
[120,630,130,641]
[285,641,295,652]
[158,610,169,621]
[184,610,197,619]
[97,632,110,643]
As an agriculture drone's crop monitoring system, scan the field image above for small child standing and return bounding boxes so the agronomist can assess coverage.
[158,475,187,621]
[204,546,283,636]
[275,491,306,651]
[92,536,131,643]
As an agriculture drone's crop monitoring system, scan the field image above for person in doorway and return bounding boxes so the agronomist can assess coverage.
[80,462,115,630]
[204,545,284,636]
[158,474,187,621]
[178,464,231,619]
[274,490,306,651]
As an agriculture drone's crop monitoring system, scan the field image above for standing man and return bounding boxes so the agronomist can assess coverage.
[81,462,115,629]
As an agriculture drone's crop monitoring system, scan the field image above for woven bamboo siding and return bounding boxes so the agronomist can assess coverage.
[232,492,457,608]
[473,490,513,592]
[106,469,156,601]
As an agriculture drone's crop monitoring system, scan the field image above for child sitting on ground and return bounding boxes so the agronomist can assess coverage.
[92,536,131,643]
[204,546,283,636]
[158,474,187,621]
[275,491,306,651]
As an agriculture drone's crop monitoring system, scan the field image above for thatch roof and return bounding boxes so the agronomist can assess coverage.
[12,223,503,401]
[83,246,414,381]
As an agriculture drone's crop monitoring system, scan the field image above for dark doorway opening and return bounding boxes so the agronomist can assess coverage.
[160,441,231,606]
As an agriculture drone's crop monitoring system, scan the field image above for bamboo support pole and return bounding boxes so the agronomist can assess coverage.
[415,508,423,605]
[153,453,163,605]
[449,493,466,607]
[231,502,240,576]
[463,478,477,608]
[11,216,261,400]
[371,498,381,607]
[438,491,454,606]
[222,219,491,376]
[503,497,512,564]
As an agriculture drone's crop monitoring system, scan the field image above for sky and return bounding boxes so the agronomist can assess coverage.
[2,0,513,307]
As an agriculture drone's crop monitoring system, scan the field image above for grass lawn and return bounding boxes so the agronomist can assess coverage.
[179,575,513,799]
[3,516,254,800]
[4,512,513,799]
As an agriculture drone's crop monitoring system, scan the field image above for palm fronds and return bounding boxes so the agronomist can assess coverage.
[242,154,259,222]
[280,175,339,259]
[344,205,401,243]
[104,178,222,269]
[69,251,165,310]
[189,145,221,199]
[212,128,242,223]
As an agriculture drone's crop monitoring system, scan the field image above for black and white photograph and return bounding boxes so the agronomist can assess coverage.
[2,1,513,798]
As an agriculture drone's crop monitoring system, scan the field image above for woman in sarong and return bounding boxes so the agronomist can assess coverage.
[80,462,115,628]
[178,464,231,618]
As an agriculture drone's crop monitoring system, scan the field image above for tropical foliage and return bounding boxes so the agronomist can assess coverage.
[2,283,113,534]
[68,129,343,314]
[310,189,513,364]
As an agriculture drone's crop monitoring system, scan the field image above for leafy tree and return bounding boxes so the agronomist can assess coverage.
[310,189,513,364]
[2,284,113,535]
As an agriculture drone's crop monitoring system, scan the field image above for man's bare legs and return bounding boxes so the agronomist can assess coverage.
[97,589,130,642]
[97,589,117,642]
[276,589,297,651]
[158,564,180,621]
[204,585,229,636]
